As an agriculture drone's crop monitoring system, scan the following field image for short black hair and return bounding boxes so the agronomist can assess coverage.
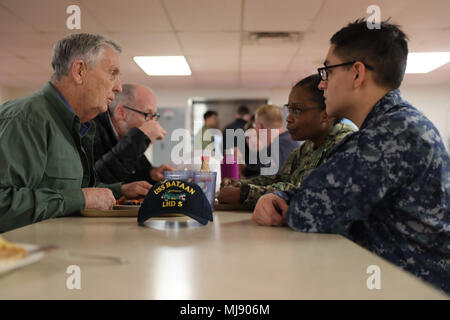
[330,18,408,90]
[237,105,250,116]
[293,74,326,110]
[204,110,218,120]
[293,74,341,125]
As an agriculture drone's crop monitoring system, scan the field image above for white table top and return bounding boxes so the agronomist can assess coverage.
[0,211,447,299]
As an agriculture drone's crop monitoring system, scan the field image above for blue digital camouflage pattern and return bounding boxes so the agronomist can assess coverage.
[274,89,450,294]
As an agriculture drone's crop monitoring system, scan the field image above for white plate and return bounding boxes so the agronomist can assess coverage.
[0,243,45,275]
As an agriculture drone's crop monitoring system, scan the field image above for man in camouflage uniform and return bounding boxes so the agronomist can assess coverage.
[252,19,449,294]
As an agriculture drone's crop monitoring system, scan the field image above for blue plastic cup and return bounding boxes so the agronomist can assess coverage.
[193,171,217,211]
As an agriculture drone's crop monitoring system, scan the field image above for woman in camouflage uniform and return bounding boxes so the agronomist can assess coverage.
[218,74,356,207]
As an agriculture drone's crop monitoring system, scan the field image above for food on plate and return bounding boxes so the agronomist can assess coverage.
[118,200,143,206]
[0,237,27,262]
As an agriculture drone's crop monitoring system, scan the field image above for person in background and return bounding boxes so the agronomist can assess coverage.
[252,19,450,294]
[0,33,150,232]
[93,84,175,184]
[222,105,251,156]
[218,74,356,206]
[244,114,255,131]
[194,110,219,151]
[238,114,256,176]
[240,104,299,178]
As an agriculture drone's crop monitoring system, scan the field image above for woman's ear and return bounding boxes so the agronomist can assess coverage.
[320,109,329,123]
[320,109,334,128]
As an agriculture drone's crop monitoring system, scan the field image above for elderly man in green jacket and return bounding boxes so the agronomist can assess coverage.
[0,33,151,232]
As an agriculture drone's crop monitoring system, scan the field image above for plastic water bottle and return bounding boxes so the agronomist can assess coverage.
[221,148,239,180]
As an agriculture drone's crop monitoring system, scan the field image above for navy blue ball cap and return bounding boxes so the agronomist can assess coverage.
[138,180,213,226]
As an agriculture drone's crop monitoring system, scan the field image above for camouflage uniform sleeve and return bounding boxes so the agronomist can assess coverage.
[245,181,299,206]
[240,150,299,205]
[241,148,298,186]
[275,129,426,236]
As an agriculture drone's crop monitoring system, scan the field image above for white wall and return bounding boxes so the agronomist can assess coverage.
[400,85,450,151]
[1,84,449,150]
[0,86,36,104]
[153,87,290,109]
[154,85,450,151]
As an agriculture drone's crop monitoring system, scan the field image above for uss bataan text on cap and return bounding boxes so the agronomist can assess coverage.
[138,180,213,225]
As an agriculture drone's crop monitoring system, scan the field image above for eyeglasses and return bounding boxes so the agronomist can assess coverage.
[283,104,324,117]
[122,105,160,121]
[317,61,374,81]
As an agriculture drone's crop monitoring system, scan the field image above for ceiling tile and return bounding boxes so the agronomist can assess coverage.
[121,72,197,89]
[244,0,323,31]
[241,55,293,73]
[0,0,449,89]
[242,43,299,56]
[188,55,239,73]
[80,0,172,32]
[1,56,49,74]
[110,32,182,56]
[289,54,323,72]
[406,28,450,52]
[164,0,241,31]
[0,5,35,33]
[296,30,331,56]
[394,0,450,30]
[0,47,14,57]
[0,0,106,33]
[1,72,52,88]
[279,71,316,88]
[309,0,410,32]
[179,32,240,56]
[195,72,239,88]
[146,76,197,89]
[2,33,59,58]
[240,72,284,88]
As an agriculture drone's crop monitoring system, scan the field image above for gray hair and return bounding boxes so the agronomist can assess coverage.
[51,33,122,81]
[108,84,136,114]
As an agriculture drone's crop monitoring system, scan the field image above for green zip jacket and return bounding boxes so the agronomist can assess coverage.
[0,82,122,232]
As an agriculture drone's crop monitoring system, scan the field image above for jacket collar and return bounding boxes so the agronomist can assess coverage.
[360,89,404,130]
[42,82,93,138]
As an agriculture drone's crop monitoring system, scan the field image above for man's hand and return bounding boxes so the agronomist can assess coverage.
[252,193,289,226]
[220,177,241,188]
[150,164,176,182]
[82,188,116,210]
[121,181,152,201]
[218,186,241,204]
[138,120,166,141]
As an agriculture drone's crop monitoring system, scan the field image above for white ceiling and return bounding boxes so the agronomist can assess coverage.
[0,0,449,90]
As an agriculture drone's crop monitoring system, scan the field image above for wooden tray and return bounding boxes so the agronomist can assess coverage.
[80,205,184,217]
[213,202,253,211]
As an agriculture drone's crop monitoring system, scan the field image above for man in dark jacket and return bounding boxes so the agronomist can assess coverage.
[222,105,251,154]
[93,84,175,184]
[242,104,300,178]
